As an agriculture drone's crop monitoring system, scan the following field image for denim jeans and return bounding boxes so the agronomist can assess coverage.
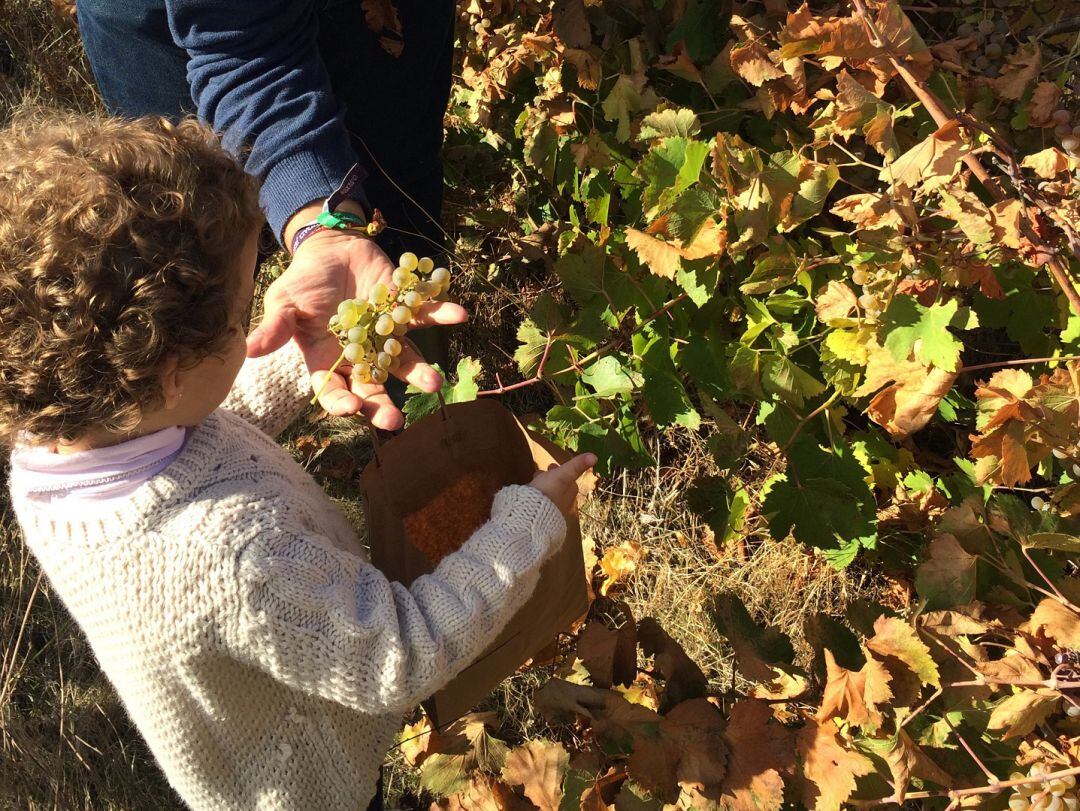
[77,0,455,375]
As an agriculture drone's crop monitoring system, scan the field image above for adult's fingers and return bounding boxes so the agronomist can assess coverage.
[247,299,298,358]
[408,301,469,329]
[351,383,405,430]
[310,369,363,416]
[391,338,443,392]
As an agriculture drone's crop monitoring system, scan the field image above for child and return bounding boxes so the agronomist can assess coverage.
[0,112,595,811]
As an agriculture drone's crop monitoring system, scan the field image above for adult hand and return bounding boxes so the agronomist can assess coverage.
[247,201,467,430]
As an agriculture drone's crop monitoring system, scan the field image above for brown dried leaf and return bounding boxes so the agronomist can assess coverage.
[599,540,643,596]
[816,649,893,731]
[719,700,795,811]
[663,699,728,794]
[501,740,569,810]
[638,617,709,707]
[865,616,940,688]
[883,120,969,191]
[831,192,913,231]
[563,47,601,91]
[360,0,404,57]
[552,0,591,48]
[1028,82,1062,127]
[577,618,638,689]
[993,43,1042,101]
[987,689,1061,739]
[442,775,534,811]
[730,42,786,86]
[796,718,874,811]
[1027,598,1080,648]
[1021,147,1074,179]
[815,281,858,324]
[625,228,683,280]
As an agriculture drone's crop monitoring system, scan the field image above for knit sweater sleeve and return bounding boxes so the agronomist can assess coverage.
[218,341,310,437]
[231,485,566,715]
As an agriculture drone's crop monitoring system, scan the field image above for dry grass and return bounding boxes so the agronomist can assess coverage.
[0,4,885,810]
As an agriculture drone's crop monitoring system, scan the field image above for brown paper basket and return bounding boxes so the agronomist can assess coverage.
[361,397,589,726]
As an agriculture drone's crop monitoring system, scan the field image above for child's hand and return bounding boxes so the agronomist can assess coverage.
[528,453,597,517]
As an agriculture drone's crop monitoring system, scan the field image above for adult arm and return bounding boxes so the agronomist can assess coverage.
[165,0,365,242]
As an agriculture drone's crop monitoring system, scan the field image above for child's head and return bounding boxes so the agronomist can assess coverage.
[0,112,264,448]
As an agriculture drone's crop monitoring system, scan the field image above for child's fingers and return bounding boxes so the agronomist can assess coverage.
[556,453,598,481]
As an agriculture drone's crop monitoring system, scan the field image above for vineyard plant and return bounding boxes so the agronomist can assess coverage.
[400,0,1080,808]
[1,0,1080,808]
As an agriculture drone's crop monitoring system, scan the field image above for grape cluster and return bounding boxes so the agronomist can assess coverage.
[1050,109,1080,158]
[326,253,451,386]
[956,18,1014,78]
[1008,766,1078,811]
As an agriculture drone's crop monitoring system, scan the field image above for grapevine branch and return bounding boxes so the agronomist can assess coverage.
[849,0,1080,315]
[476,293,690,396]
[855,765,1080,807]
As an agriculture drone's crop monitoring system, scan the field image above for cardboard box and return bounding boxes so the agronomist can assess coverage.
[362,398,589,726]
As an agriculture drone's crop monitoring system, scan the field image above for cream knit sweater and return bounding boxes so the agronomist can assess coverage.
[10,343,567,811]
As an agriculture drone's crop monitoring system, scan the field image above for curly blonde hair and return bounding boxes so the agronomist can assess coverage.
[0,111,263,445]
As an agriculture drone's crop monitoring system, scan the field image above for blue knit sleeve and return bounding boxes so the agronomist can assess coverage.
[165,0,368,242]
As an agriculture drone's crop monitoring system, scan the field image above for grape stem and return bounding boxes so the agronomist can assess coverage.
[310,347,348,406]
[851,765,1080,807]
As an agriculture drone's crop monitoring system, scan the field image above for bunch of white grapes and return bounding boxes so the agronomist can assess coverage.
[1008,765,1078,811]
[327,252,451,386]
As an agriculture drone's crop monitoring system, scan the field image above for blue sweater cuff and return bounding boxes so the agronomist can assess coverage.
[260,148,372,245]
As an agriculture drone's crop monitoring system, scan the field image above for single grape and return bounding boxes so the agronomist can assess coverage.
[344,342,364,363]
[1064,777,1077,788]
[1062,136,1080,152]
[392,267,415,288]
[353,360,371,376]
[369,282,390,305]
[1046,796,1064,811]
[1073,464,1080,477]
[384,337,402,356]
[1053,109,1073,125]
[1051,781,1070,797]
[377,351,394,369]
[391,305,412,325]
[1072,124,1080,136]
[978,18,994,35]
[975,54,991,70]
[399,252,419,272]
[347,326,367,344]
[415,280,437,298]
[431,267,451,288]
[418,256,435,274]
[985,42,1003,59]
[1031,496,1047,511]
[1011,796,1032,811]
[958,22,974,36]
[375,314,395,336]
[337,300,355,317]
[1056,123,1073,139]
[371,366,389,384]
[403,290,423,310]
[1067,704,1080,717]
[339,309,359,330]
